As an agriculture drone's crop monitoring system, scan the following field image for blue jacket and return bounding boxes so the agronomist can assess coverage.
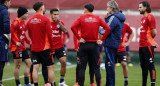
[103,12,125,49]
[0,4,10,43]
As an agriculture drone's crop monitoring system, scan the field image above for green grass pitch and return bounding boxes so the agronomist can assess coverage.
[2,63,160,86]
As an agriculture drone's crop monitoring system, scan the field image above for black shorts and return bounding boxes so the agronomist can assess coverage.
[12,50,30,61]
[31,49,54,66]
[139,46,155,68]
[53,47,66,59]
[115,51,127,63]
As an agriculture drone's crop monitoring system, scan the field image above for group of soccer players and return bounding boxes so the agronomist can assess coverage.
[0,0,158,86]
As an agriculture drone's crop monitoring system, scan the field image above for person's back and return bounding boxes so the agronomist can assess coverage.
[27,14,52,52]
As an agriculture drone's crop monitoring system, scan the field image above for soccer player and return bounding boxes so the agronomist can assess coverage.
[71,3,111,86]
[115,23,134,86]
[26,2,55,86]
[0,0,11,86]
[50,8,68,86]
[138,1,157,86]
[103,1,125,86]
[10,7,32,86]
[73,29,96,86]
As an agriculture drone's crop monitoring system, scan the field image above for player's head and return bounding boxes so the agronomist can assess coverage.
[84,3,94,14]
[33,2,45,14]
[0,0,11,8]
[139,1,151,14]
[17,7,28,20]
[50,8,59,21]
[107,0,119,14]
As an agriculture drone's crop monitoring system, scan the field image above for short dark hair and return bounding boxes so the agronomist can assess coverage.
[139,1,151,13]
[50,8,59,14]
[84,3,94,12]
[33,2,43,12]
[0,0,10,4]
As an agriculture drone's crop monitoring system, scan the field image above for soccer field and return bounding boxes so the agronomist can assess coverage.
[2,63,160,86]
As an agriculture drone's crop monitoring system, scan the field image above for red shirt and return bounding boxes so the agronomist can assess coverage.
[71,14,111,42]
[117,23,132,52]
[51,21,64,49]
[26,13,54,52]
[139,13,156,47]
[10,18,30,52]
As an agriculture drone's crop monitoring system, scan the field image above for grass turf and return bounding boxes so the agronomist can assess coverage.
[2,62,160,86]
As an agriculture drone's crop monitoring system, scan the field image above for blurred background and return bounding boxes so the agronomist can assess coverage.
[7,0,160,64]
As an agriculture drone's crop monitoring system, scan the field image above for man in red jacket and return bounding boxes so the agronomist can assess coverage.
[10,7,32,86]
[71,3,111,86]
[26,2,55,86]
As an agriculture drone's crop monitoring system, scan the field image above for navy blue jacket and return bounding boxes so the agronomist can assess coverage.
[0,4,10,43]
[103,12,125,49]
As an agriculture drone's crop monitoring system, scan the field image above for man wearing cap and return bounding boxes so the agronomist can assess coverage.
[0,0,11,86]
[10,7,32,86]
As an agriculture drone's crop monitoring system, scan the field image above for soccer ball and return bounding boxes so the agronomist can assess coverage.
[100,63,105,70]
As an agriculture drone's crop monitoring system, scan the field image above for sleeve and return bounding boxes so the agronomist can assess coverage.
[71,17,81,40]
[11,21,19,45]
[125,24,133,34]
[105,16,117,32]
[73,35,79,49]
[2,9,10,34]
[25,34,30,44]
[46,19,55,52]
[148,15,156,29]
[99,18,111,41]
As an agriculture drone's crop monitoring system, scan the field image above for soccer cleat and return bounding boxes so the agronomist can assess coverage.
[116,63,121,67]
[74,82,79,86]
[90,83,97,86]
[17,84,22,86]
[31,84,35,86]
[59,82,68,86]
[128,63,133,67]
[45,83,51,86]
[24,83,33,86]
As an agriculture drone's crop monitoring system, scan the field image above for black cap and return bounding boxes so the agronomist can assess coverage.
[17,7,28,18]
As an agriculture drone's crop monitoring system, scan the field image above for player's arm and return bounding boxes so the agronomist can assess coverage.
[99,18,111,41]
[59,21,67,33]
[149,15,156,38]
[122,25,134,47]
[24,34,31,44]
[46,19,55,53]
[11,21,21,47]
[151,29,157,38]
[71,17,81,40]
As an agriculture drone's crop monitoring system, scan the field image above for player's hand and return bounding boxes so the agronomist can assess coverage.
[16,42,22,47]
[55,17,60,22]
[122,42,129,47]
[79,38,86,43]
[51,52,55,55]
[105,13,110,18]
[97,40,102,45]
[75,49,79,52]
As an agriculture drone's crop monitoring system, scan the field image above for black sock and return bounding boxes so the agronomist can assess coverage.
[24,77,29,84]
[60,75,64,83]
[151,83,155,86]
[34,83,38,86]
[0,82,2,86]
[124,77,128,84]
[15,80,20,86]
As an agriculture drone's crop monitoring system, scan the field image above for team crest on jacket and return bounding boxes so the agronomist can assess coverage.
[57,24,60,28]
